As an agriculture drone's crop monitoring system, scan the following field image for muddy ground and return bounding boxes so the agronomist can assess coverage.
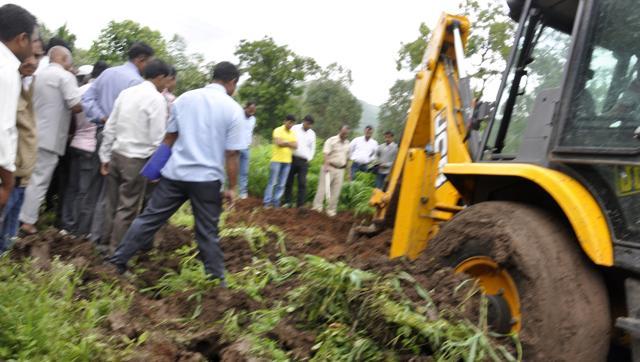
[11,198,483,361]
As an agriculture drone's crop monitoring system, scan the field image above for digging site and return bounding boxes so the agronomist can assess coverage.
[7,198,521,361]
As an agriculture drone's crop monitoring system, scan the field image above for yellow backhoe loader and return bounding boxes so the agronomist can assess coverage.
[354,0,640,360]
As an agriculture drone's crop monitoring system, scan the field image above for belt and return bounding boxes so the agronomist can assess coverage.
[15,176,22,185]
[329,163,346,169]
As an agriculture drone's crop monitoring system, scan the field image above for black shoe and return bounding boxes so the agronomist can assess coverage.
[103,259,126,275]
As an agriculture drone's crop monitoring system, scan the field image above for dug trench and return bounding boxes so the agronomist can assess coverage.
[9,198,516,361]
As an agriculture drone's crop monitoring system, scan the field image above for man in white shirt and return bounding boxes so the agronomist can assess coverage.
[98,59,171,252]
[283,115,316,207]
[0,4,38,212]
[349,125,378,180]
[19,46,81,235]
[238,101,257,199]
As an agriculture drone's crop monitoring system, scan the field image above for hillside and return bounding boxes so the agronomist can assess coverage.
[357,100,380,131]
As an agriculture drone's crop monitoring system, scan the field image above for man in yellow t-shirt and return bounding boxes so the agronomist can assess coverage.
[263,115,297,207]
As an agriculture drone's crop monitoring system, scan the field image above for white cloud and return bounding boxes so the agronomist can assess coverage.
[13,0,463,105]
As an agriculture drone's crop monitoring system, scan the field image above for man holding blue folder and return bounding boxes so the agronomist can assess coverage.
[109,61,244,282]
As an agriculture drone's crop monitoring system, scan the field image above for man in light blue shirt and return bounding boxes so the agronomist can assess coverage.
[238,101,256,198]
[109,61,244,282]
[82,42,154,124]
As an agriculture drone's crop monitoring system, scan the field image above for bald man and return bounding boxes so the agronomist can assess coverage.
[19,45,82,234]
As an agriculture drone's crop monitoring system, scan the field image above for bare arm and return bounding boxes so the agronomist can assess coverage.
[274,137,297,149]
[163,132,178,147]
[71,103,82,114]
[225,150,240,202]
[0,167,15,207]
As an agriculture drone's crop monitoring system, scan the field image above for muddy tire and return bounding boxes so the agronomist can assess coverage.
[427,201,610,361]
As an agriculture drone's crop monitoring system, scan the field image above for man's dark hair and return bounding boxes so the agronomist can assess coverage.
[285,114,296,122]
[303,115,315,124]
[212,61,240,82]
[364,125,374,131]
[92,60,109,79]
[127,42,154,60]
[143,59,171,79]
[45,37,70,52]
[168,65,177,77]
[384,130,394,137]
[245,101,256,108]
[0,4,37,42]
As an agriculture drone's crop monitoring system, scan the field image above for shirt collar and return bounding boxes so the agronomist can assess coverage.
[205,83,227,93]
[142,80,158,92]
[0,42,20,70]
[49,62,65,70]
[125,61,140,74]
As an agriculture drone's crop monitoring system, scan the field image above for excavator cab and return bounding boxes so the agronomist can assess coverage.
[359,0,640,359]
[483,0,640,264]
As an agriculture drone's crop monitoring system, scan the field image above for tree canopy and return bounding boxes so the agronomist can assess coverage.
[88,20,169,64]
[235,37,320,136]
[379,0,515,138]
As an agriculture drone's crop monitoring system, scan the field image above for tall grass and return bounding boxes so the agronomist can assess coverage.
[0,257,131,361]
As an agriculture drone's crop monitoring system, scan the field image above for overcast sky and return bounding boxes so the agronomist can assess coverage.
[13,0,463,105]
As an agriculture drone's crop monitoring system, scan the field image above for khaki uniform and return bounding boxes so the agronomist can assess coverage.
[15,84,37,187]
[313,135,350,216]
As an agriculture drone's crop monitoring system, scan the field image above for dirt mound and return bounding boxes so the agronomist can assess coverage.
[7,198,493,360]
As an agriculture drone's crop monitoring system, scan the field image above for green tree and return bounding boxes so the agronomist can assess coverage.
[167,35,213,96]
[52,23,77,51]
[379,0,515,138]
[235,36,319,136]
[460,0,515,98]
[88,20,169,64]
[300,63,361,138]
[301,79,362,138]
[377,79,414,138]
[395,22,431,71]
[38,23,53,45]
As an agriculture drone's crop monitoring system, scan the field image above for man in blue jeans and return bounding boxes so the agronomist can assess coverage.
[263,115,297,208]
[238,101,256,199]
[108,61,244,281]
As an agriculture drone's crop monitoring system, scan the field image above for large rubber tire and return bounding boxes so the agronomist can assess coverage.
[427,201,610,361]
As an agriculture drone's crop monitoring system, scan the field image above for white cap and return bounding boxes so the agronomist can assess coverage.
[77,64,93,76]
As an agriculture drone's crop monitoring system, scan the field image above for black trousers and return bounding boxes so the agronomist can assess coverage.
[110,178,225,279]
[283,156,309,207]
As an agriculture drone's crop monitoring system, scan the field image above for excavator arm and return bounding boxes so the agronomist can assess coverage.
[356,13,476,259]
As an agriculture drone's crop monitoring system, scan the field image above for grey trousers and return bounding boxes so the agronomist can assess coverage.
[103,152,148,252]
[61,147,102,235]
[110,178,225,279]
[19,148,60,225]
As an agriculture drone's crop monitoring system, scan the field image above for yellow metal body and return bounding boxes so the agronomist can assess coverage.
[370,13,615,268]
[370,14,472,260]
[455,256,521,332]
[444,163,614,266]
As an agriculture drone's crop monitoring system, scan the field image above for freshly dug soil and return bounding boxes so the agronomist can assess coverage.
[10,198,485,361]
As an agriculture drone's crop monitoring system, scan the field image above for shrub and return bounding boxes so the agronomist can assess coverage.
[0,257,131,360]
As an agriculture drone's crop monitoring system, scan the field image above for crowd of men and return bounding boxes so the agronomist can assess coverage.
[0,4,398,281]
[259,119,398,217]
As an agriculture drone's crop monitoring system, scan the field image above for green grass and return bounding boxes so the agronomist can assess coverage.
[0,257,132,361]
[169,202,195,228]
